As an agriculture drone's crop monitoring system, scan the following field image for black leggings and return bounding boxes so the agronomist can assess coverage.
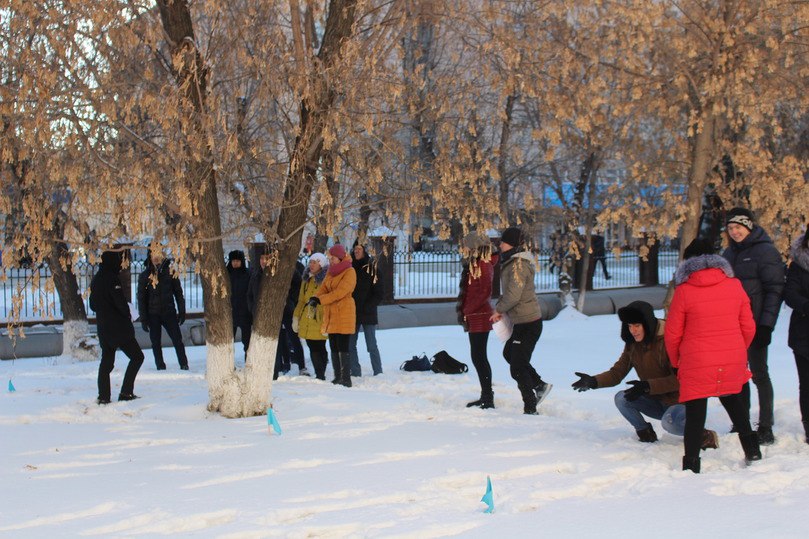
[328,333,350,358]
[795,353,809,425]
[684,390,751,460]
[469,331,492,395]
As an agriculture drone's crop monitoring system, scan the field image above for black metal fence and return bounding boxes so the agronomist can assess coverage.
[1,248,679,322]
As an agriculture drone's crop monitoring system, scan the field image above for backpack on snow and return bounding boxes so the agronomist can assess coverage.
[430,350,468,374]
[400,353,432,372]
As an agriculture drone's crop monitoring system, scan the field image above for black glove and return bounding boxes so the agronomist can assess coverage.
[752,325,772,348]
[178,312,186,325]
[624,380,650,402]
[141,321,149,332]
[306,296,320,308]
[572,372,597,392]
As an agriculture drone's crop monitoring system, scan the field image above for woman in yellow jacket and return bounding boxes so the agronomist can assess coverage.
[308,244,357,387]
[293,253,330,380]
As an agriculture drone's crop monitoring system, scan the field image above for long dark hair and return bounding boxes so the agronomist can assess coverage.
[803,228,809,249]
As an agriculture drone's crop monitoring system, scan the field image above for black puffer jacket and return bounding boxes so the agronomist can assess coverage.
[137,256,186,321]
[90,251,135,343]
[227,250,251,324]
[352,253,381,325]
[722,226,785,328]
[785,236,809,356]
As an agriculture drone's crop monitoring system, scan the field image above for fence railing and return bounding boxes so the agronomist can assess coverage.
[1,249,679,322]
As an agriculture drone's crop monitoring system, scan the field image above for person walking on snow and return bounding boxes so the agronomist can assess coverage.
[490,227,551,415]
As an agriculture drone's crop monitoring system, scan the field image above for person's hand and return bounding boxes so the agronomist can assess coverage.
[752,325,772,348]
[624,380,650,401]
[571,372,597,392]
[141,321,149,332]
[291,317,300,334]
[178,312,186,325]
[306,296,320,308]
[490,312,503,323]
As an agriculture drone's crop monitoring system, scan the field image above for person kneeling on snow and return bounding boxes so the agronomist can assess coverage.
[571,300,719,450]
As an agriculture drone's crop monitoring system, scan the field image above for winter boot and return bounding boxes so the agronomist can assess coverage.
[466,392,495,409]
[522,388,538,415]
[331,353,341,384]
[803,421,809,444]
[739,432,762,464]
[534,380,553,408]
[682,456,701,474]
[756,426,775,446]
[700,429,719,450]
[636,425,658,443]
[339,352,352,387]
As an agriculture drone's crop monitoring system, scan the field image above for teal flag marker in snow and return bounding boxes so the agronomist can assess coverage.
[8,380,16,392]
[481,476,494,513]
[267,407,282,435]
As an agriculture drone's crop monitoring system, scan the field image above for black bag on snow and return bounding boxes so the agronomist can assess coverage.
[400,353,432,372]
[430,350,468,374]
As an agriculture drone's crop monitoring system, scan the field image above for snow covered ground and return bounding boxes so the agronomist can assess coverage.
[1,307,807,538]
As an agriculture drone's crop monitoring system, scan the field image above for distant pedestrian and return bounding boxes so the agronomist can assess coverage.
[348,242,383,377]
[137,249,188,370]
[591,234,611,280]
[490,227,551,415]
[293,253,330,380]
[227,250,252,353]
[457,232,498,409]
[90,249,144,403]
[311,244,356,387]
[784,228,809,444]
[722,207,785,445]
[666,238,760,473]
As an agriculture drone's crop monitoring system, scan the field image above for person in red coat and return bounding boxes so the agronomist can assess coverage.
[456,232,498,409]
[665,239,760,473]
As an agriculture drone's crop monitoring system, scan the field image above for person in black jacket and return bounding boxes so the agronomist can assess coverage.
[89,249,144,403]
[227,250,252,353]
[722,207,785,445]
[137,249,188,370]
[348,243,383,376]
[591,234,611,280]
[784,228,809,444]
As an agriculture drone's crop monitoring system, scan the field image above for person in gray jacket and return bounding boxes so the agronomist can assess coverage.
[722,207,785,445]
[490,227,551,414]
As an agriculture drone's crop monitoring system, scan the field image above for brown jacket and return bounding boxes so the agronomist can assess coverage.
[317,262,357,335]
[594,319,680,406]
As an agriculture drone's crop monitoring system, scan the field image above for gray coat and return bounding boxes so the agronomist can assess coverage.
[495,250,542,324]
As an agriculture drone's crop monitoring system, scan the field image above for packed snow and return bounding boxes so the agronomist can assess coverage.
[1,306,807,538]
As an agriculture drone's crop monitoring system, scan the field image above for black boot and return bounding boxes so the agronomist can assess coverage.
[739,432,762,464]
[803,421,809,445]
[310,350,327,380]
[522,389,538,415]
[682,456,700,474]
[339,352,352,387]
[466,392,495,409]
[331,352,341,384]
[636,425,658,443]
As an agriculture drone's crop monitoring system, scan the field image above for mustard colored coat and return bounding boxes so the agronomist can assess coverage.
[293,271,327,341]
[317,263,357,335]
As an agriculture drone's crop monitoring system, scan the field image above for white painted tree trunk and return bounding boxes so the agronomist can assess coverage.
[206,334,276,418]
[62,319,98,362]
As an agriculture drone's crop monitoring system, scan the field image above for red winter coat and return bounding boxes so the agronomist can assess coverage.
[459,255,497,333]
[665,255,755,402]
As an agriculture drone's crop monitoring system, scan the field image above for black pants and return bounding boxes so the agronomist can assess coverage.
[594,256,610,278]
[503,319,543,399]
[741,344,774,428]
[329,333,350,379]
[795,353,809,426]
[98,334,144,400]
[233,320,251,352]
[149,314,188,368]
[469,331,492,395]
[274,323,305,376]
[306,339,329,380]
[684,391,751,460]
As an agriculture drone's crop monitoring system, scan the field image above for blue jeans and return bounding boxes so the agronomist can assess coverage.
[614,391,685,436]
[349,323,383,376]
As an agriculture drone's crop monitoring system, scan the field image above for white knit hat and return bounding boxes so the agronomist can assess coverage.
[309,252,329,268]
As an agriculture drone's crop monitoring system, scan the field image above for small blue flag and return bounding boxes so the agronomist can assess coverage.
[8,380,16,392]
[481,475,494,513]
[267,407,282,435]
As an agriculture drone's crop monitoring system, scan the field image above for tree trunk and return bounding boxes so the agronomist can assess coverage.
[497,94,516,222]
[680,113,717,257]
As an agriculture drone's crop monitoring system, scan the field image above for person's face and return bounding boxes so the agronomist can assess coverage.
[628,323,645,342]
[151,251,164,265]
[260,254,271,269]
[353,245,364,259]
[726,223,751,243]
[231,259,242,269]
[308,259,321,273]
[328,254,340,266]
[500,241,513,252]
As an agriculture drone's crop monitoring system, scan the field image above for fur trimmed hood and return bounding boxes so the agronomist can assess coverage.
[790,237,809,273]
[674,254,734,286]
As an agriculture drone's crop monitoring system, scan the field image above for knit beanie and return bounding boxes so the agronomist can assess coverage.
[309,252,329,268]
[328,244,347,259]
[726,207,755,231]
[500,227,524,247]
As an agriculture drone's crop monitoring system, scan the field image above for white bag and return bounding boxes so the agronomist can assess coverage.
[493,314,513,342]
